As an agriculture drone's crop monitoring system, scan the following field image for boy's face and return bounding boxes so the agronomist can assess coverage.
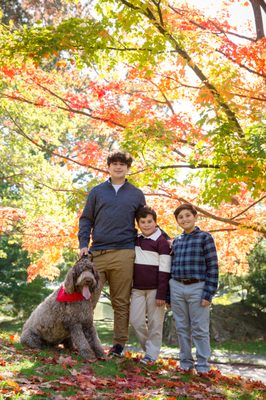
[138,214,157,237]
[176,209,197,233]
[108,161,129,181]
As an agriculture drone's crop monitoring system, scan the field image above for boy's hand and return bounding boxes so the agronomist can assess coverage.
[201,299,211,307]
[156,299,166,307]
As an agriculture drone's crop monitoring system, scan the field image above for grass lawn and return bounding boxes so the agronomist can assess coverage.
[3,320,266,356]
[210,340,266,356]
[95,319,266,356]
[0,318,265,399]
[1,317,266,355]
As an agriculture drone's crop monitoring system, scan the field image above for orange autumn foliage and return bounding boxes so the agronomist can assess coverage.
[0,0,265,280]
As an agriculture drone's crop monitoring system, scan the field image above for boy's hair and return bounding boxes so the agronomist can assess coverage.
[107,151,133,168]
[174,203,197,219]
[136,206,157,223]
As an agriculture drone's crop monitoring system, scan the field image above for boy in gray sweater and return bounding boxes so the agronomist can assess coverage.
[78,150,145,357]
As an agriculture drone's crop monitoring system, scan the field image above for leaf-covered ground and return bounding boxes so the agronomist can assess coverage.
[0,335,265,400]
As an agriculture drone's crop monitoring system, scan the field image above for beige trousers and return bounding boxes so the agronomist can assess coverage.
[129,288,166,360]
[92,249,135,346]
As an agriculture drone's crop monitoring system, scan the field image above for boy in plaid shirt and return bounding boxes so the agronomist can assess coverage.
[170,203,218,374]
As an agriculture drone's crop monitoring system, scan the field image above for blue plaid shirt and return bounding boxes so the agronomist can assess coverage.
[171,227,218,301]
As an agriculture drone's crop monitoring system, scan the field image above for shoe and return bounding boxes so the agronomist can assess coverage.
[180,367,195,374]
[197,370,210,377]
[108,344,124,357]
[140,355,155,365]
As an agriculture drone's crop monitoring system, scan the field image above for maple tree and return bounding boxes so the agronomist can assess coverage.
[0,0,265,280]
[0,0,90,25]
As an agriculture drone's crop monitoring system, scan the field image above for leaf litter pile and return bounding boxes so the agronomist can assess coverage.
[0,335,265,400]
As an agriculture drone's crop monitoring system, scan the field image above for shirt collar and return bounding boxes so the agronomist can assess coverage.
[138,227,161,240]
[182,226,200,235]
[108,177,128,185]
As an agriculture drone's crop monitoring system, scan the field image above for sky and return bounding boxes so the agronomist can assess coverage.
[181,0,256,37]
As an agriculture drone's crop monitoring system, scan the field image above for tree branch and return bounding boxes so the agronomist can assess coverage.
[168,4,256,42]
[1,92,126,129]
[249,0,265,40]
[3,109,108,174]
[231,195,266,220]
[146,80,175,114]
[159,164,219,169]
[119,0,244,137]
[129,70,266,102]
[145,192,266,236]
[208,228,238,233]
[217,49,266,79]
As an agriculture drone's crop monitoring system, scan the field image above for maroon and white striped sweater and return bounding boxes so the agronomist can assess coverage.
[132,228,171,300]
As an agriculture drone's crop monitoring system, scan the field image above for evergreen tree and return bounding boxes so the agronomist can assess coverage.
[0,235,52,319]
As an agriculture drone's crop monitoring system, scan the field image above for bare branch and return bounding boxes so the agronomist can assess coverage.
[231,195,266,220]
[159,164,219,169]
[208,228,238,233]
[145,192,266,236]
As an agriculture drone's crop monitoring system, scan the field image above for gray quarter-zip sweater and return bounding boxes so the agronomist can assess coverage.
[78,179,146,251]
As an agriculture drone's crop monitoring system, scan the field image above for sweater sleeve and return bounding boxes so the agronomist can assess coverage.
[78,190,96,249]
[202,234,219,301]
[156,237,171,300]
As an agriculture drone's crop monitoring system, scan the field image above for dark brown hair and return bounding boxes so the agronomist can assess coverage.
[174,203,197,219]
[107,151,133,168]
[136,206,157,223]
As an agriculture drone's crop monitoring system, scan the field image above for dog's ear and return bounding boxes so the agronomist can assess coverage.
[64,269,75,293]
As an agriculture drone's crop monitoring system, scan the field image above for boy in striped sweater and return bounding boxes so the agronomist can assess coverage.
[129,206,171,364]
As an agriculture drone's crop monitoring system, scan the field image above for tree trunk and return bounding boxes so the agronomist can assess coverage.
[249,0,265,40]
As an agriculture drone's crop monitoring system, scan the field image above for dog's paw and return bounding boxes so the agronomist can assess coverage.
[94,348,106,359]
[87,357,97,363]
[80,349,97,361]
[97,354,107,361]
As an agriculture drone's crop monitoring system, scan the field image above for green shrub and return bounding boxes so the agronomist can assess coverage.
[0,235,52,319]
[245,239,266,311]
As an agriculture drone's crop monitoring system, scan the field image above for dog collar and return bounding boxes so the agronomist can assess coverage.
[56,286,85,302]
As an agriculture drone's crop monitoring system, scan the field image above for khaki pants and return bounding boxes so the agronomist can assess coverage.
[129,288,165,360]
[92,249,135,346]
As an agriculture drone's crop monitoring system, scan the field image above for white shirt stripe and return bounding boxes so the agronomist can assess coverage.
[135,247,171,272]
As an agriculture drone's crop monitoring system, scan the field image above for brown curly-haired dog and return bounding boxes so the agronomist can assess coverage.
[20,256,105,361]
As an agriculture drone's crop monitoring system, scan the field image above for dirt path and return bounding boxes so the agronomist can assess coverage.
[212,361,266,384]
[127,346,266,384]
[163,348,266,384]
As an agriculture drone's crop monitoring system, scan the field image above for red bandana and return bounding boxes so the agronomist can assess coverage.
[56,286,84,302]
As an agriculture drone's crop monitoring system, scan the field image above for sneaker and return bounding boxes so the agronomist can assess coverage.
[140,355,155,365]
[108,344,124,357]
[197,370,210,377]
[180,367,195,375]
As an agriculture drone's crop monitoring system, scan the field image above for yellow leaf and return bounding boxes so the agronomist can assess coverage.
[6,380,22,392]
